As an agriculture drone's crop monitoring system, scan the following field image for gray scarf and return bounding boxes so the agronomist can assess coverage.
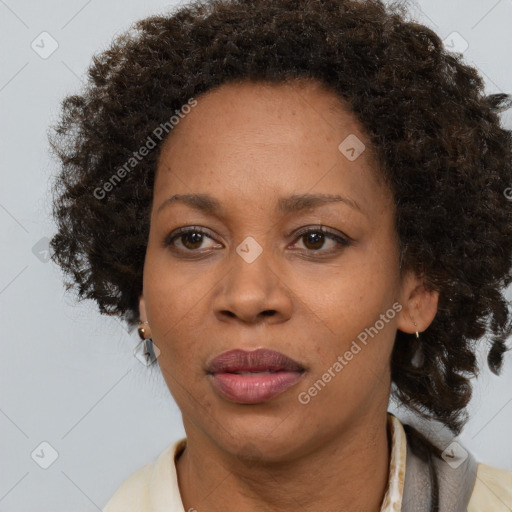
[401,429,478,512]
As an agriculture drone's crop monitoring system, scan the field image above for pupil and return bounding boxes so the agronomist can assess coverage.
[306,232,324,249]
[184,232,202,248]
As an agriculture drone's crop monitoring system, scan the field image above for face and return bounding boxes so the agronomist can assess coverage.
[139,79,437,460]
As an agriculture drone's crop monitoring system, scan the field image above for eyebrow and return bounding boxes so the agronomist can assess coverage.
[156,192,363,216]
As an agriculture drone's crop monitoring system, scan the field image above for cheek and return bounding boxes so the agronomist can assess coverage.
[296,255,398,337]
[295,290,397,418]
[144,240,205,318]
[291,237,399,387]
[142,249,209,367]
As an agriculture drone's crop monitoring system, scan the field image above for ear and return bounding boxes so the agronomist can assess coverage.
[396,271,439,335]
[139,294,148,323]
[138,294,153,339]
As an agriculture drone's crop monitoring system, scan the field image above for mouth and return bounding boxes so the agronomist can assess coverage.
[206,348,305,404]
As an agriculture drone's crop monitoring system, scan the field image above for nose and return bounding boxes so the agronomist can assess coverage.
[213,247,293,325]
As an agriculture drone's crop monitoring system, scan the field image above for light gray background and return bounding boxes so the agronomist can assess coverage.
[1,0,511,510]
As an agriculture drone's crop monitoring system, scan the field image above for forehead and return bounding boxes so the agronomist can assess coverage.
[153,79,387,216]
[160,79,360,151]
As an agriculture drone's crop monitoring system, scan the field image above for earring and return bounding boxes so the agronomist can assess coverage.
[412,319,420,339]
[138,320,150,340]
[411,319,424,368]
[137,320,155,365]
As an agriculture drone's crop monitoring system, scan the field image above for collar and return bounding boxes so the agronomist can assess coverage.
[380,412,407,511]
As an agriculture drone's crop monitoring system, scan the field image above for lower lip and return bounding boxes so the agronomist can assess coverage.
[209,371,304,404]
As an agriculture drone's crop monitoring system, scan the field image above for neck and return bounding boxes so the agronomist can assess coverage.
[176,412,391,512]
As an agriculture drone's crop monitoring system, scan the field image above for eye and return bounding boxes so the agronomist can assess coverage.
[290,226,351,254]
[164,226,221,252]
[163,225,352,256]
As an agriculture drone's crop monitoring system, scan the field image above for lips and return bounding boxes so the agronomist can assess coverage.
[207,348,305,404]
[207,348,304,374]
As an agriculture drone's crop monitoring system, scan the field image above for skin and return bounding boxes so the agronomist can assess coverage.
[138,79,438,512]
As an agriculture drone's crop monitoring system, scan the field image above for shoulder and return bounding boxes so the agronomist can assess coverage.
[102,461,153,512]
[467,462,512,512]
[102,439,186,512]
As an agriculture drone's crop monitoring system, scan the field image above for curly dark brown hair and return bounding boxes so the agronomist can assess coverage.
[49,0,512,474]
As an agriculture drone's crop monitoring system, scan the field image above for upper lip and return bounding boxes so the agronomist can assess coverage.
[206,348,305,374]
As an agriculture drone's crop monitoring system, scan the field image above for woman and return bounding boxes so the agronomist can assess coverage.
[49,0,512,510]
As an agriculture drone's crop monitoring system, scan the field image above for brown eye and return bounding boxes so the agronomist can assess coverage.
[163,225,351,257]
[291,226,351,254]
[180,231,205,250]
[164,226,221,252]
[301,231,326,250]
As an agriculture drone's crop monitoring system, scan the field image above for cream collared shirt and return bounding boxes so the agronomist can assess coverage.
[102,413,512,511]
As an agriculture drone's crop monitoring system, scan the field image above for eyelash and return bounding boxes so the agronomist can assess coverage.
[163,225,352,257]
